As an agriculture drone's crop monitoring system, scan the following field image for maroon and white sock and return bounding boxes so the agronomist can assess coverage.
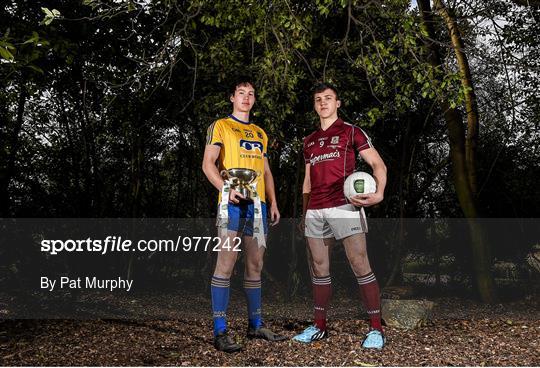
[357,272,383,332]
[312,275,332,331]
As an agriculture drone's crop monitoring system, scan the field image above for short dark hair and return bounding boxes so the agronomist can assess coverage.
[312,82,339,100]
[230,76,255,96]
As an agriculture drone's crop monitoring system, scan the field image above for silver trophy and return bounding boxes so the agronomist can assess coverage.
[221,168,261,200]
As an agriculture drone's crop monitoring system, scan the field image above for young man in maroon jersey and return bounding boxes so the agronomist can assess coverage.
[293,83,387,349]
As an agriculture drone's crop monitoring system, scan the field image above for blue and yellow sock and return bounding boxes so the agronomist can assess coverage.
[211,276,230,336]
[244,279,262,329]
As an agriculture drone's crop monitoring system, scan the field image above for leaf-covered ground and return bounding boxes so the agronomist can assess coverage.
[1,292,538,366]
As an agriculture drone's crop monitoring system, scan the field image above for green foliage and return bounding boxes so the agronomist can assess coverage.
[40,7,61,26]
[1,0,538,222]
[0,42,15,61]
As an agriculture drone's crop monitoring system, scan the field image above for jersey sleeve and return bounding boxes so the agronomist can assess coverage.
[206,120,224,146]
[353,126,373,152]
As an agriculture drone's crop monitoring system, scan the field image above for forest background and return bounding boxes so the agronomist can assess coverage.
[1,0,539,304]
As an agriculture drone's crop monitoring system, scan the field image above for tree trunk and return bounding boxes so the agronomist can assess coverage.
[419,0,497,303]
[72,61,94,216]
[286,150,303,298]
[0,81,28,216]
[174,143,183,217]
[433,0,480,196]
[57,87,82,215]
[386,115,412,286]
[127,111,145,280]
[131,122,144,218]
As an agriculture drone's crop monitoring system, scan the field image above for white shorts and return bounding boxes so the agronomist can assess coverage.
[305,204,368,240]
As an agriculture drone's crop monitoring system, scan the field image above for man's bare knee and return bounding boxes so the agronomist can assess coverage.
[311,258,330,277]
[214,267,234,279]
[245,259,263,277]
[348,250,368,266]
[214,253,238,278]
[349,256,371,276]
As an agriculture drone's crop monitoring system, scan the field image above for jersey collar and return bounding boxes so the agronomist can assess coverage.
[228,114,250,125]
[319,117,343,132]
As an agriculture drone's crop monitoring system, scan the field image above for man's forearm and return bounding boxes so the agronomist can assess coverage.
[202,162,225,192]
[302,192,310,216]
[264,171,277,206]
[372,163,387,196]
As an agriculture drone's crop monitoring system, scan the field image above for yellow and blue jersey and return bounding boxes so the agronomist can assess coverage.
[206,115,268,202]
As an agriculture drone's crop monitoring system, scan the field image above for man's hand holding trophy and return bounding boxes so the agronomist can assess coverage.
[220,168,261,203]
[218,168,266,248]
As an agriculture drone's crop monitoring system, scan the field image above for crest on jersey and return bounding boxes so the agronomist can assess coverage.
[240,139,263,152]
[331,136,339,144]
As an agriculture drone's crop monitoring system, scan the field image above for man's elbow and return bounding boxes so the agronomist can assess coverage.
[374,160,387,175]
[201,161,210,176]
[380,162,388,175]
[264,168,273,180]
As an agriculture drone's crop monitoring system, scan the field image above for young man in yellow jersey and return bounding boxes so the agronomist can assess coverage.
[202,77,286,353]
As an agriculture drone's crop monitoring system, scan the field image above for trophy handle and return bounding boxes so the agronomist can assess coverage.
[252,170,262,184]
[220,170,229,179]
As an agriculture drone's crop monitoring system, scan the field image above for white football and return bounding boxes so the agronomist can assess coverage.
[344,171,377,199]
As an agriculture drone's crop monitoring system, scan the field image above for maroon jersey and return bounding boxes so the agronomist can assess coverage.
[304,118,372,209]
